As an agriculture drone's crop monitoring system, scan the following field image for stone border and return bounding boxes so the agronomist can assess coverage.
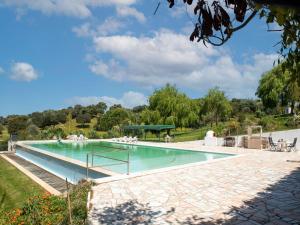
[93,153,244,184]
[0,154,61,195]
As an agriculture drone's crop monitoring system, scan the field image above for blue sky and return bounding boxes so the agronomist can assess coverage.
[0,1,281,116]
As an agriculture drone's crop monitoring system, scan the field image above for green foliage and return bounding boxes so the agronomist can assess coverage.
[0,181,92,225]
[141,109,161,125]
[7,116,28,135]
[148,84,200,128]
[259,116,278,131]
[41,127,66,140]
[201,87,232,126]
[76,113,91,127]
[87,129,100,139]
[0,124,4,135]
[256,65,300,112]
[258,6,300,83]
[95,106,131,131]
[25,124,41,140]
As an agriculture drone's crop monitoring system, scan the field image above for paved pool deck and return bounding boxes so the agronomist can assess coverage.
[88,141,300,225]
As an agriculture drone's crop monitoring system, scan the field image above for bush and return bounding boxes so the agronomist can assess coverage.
[87,130,100,139]
[259,116,278,131]
[0,181,92,225]
[285,115,300,128]
[0,141,8,151]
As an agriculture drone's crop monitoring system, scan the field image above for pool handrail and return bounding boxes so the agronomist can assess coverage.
[86,149,130,179]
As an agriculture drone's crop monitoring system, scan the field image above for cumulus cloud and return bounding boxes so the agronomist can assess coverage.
[116,6,146,23]
[89,30,277,98]
[73,18,125,38]
[1,0,137,18]
[67,91,147,108]
[10,62,38,82]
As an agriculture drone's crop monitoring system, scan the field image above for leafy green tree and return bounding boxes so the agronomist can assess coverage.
[7,116,28,135]
[0,116,5,125]
[256,65,300,113]
[25,124,41,139]
[148,84,199,128]
[132,105,147,113]
[76,113,91,127]
[72,105,83,119]
[141,109,161,125]
[95,107,131,131]
[0,124,4,135]
[201,88,232,126]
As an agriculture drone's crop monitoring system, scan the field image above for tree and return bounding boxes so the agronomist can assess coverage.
[72,105,83,119]
[256,65,300,113]
[141,109,161,125]
[166,1,300,83]
[76,113,91,127]
[148,84,199,128]
[7,116,28,135]
[201,87,232,126]
[95,107,131,131]
[0,124,4,135]
[26,124,41,139]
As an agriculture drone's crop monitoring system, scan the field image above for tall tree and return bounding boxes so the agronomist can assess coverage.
[256,65,300,113]
[201,87,232,126]
[148,84,199,128]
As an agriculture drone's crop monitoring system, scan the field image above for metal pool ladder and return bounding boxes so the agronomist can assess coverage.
[86,148,130,179]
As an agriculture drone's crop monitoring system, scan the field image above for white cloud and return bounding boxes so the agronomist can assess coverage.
[73,18,125,38]
[10,62,38,82]
[90,30,278,98]
[116,6,146,23]
[0,67,4,74]
[72,23,95,37]
[67,91,147,108]
[1,0,137,18]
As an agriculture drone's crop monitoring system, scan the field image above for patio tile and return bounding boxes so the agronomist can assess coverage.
[88,143,300,225]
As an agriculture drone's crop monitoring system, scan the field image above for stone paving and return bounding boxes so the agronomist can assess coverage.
[88,143,300,225]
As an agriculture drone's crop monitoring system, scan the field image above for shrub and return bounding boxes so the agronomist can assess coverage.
[259,116,278,131]
[87,130,100,139]
[0,181,92,225]
[0,141,8,151]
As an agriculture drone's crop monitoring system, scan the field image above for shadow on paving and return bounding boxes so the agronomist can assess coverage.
[178,165,300,225]
[91,165,300,225]
[90,200,175,224]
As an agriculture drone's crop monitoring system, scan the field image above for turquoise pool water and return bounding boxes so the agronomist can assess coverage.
[29,141,233,175]
[16,148,108,184]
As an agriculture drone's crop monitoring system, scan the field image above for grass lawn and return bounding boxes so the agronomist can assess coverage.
[0,157,43,211]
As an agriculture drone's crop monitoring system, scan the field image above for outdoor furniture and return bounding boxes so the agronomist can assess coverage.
[268,137,278,151]
[243,136,268,149]
[243,126,268,149]
[165,135,171,143]
[287,138,297,152]
[224,136,235,147]
[277,139,287,151]
[204,130,218,146]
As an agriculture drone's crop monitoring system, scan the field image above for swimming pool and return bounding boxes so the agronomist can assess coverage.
[22,141,233,176]
[16,147,108,184]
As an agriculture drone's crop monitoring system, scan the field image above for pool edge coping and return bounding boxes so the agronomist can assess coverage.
[92,153,245,185]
